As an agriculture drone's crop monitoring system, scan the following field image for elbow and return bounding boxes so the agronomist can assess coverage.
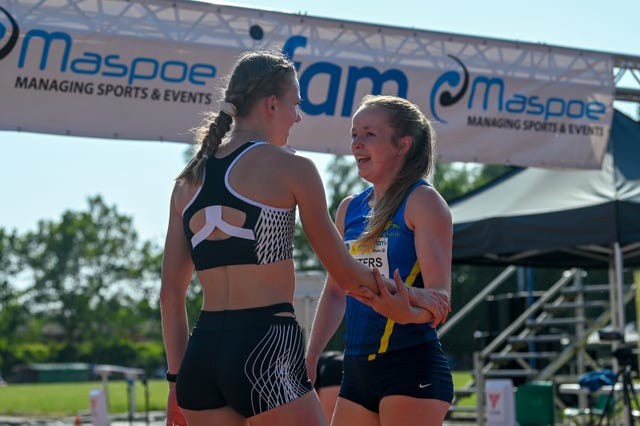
[331,269,361,293]
[159,287,172,308]
[320,252,367,292]
[332,279,350,292]
[160,282,185,312]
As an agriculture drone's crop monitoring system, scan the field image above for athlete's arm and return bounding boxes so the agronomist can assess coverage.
[160,183,193,426]
[287,154,388,294]
[305,274,346,384]
[406,184,452,326]
[306,197,353,381]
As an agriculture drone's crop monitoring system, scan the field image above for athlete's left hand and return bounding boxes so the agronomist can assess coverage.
[348,268,440,325]
[166,383,187,426]
[407,286,451,327]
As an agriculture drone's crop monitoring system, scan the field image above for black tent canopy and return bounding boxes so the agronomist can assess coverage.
[451,110,640,269]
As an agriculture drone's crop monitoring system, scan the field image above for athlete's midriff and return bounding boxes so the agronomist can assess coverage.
[196,259,296,311]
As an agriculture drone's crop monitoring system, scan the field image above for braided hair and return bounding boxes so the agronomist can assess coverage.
[176,50,296,183]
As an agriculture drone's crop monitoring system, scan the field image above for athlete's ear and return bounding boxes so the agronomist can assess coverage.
[397,135,412,157]
[266,95,278,114]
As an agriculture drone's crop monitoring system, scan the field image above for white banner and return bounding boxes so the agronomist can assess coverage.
[0,0,615,169]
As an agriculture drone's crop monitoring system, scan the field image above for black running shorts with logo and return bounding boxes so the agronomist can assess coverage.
[176,303,313,417]
[339,339,453,413]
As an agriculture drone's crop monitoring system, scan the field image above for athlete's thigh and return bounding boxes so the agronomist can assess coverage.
[379,395,450,426]
[331,397,379,426]
[248,391,327,426]
[181,406,247,426]
[318,385,341,422]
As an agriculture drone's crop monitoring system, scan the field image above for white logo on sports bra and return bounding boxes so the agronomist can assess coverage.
[191,205,255,248]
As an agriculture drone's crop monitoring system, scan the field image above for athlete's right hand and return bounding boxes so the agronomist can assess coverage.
[349,268,431,324]
[166,383,187,426]
[305,354,318,386]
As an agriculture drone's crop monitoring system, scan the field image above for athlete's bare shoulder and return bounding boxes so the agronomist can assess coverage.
[405,183,451,230]
[171,178,198,214]
[262,145,320,179]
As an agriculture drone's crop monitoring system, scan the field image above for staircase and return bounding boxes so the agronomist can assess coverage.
[441,267,635,425]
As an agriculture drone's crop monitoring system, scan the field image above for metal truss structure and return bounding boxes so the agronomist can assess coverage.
[6,0,639,106]
[614,55,640,103]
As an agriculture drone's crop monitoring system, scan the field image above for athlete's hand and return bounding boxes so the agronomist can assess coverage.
[305,353,319,386]
[166,383,187,426]
[408,286,451,327]
[348,269,434,325]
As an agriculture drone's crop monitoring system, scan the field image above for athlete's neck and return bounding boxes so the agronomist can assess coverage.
[231,128,265,142]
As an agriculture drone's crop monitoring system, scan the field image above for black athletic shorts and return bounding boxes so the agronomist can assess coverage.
[339,340,453,413]
[176,303,313,417]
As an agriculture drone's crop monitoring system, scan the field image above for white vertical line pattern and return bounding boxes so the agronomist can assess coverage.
[243,324,309,415]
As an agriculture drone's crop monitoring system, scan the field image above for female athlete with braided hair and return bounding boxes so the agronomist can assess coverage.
[160,51,449,426]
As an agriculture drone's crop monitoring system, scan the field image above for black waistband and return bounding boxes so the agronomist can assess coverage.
[194,303,295,331]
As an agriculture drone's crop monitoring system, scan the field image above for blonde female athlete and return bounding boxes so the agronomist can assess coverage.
[307,95,454,426]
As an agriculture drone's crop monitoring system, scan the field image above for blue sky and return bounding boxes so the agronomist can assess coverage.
[2,0,639,245]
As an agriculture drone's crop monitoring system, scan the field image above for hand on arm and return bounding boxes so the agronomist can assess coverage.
[407,286,451,327]
[351,185,453,326]
[347,269,441,325]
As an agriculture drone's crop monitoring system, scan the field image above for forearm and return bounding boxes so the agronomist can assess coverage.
[299,194,385,295]
[330,256,381,294]
[160,299,190,374]
[307,225,380,294]
[306,278,346,361]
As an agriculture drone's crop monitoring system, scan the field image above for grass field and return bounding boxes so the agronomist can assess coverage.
[452,371,476,406]
[0,372,475,418]
[0,379,167,417]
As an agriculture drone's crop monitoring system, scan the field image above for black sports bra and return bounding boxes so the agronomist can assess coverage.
[181,141,296,270]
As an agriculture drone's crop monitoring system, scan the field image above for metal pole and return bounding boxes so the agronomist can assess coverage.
[127,376,135,425]
[614,242,631,426]
[474,351,486,426]
[608,260,619,332]
[614,242,626,339]
[575,271,589,417]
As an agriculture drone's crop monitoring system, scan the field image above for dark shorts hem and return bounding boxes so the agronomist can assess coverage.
[339,340,453,413]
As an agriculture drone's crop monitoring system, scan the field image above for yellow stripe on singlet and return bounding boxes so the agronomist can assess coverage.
[368,259,421,361]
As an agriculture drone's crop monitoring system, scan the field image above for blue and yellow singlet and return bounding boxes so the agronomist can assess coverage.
[343,179,438,360]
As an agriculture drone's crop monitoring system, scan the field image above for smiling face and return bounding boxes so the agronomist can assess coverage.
[350,105,409,188]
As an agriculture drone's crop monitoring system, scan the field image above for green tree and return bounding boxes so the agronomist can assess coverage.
[0,229,25,336]
[16,196,161,351]
[0,228,29,373]
[0,228,19,285]
[324,156,367,217]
